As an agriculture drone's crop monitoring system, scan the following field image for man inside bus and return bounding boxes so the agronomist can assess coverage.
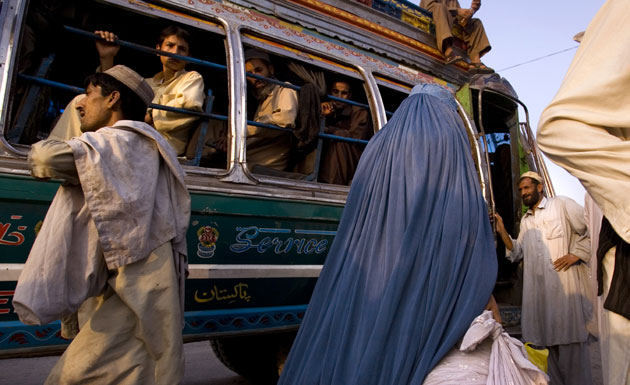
[494,171,594,385]
[48,25,205,157]
[244,49,298,171]
[15,65,190,384]
[419,0,493,74]
[318,79,372,185]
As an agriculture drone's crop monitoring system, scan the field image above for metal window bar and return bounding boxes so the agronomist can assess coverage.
[65,26,383,131]
[16,74,227,121]
[64,26,228,72]
[18,74,370,146]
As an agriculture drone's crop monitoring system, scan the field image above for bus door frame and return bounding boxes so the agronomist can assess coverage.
[475,86,556,236]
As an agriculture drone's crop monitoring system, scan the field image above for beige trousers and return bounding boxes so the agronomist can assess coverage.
[45,242,184,385]
[419,0,491,58]
[599,247,630,385]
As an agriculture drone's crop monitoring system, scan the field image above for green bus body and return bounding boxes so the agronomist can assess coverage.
[0,173,342,354]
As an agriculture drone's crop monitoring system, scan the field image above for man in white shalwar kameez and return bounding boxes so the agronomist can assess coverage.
[13,65,190,385]
[495,172,593,385]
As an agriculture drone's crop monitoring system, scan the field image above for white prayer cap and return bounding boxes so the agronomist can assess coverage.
[520,171,543,184]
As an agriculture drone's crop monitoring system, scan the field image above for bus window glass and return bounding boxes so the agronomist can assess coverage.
[6,0,229,170]
[242,44,374,186]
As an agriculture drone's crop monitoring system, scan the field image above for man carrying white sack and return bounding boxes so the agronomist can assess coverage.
[13,65,191,385]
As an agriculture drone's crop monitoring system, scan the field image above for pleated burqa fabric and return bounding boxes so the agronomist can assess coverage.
[278,84,498,385]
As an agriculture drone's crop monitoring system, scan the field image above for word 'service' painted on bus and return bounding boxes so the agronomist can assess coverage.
[229,226,333,255]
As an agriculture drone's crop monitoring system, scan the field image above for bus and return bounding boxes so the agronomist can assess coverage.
[0,0,553,381]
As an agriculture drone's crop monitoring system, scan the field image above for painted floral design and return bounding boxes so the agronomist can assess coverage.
[197,226,219,247]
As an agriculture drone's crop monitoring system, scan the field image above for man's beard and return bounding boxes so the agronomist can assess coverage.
[252,82,274,101]
[523,190,540,208]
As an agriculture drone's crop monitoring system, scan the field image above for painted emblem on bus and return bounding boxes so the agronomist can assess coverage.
[197,225,219,259]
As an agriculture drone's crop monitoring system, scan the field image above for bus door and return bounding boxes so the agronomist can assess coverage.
[472,82,555,333]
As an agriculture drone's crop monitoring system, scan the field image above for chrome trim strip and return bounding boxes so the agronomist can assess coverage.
[188,264,323,279]
[0,264,22,281]
[359,68,386,129]
[455,98,487,204]
[0,263,324,281]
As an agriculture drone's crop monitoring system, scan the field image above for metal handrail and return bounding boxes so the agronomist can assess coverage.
[476,87,555,197]
[455,98,487,205]
[476,88,497,228]
[475,86,557,240]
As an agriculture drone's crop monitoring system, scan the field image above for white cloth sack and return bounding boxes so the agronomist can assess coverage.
[424,310,549,385]
[13,185,107,325]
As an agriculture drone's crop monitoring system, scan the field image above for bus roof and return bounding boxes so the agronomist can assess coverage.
[162,0,471,85]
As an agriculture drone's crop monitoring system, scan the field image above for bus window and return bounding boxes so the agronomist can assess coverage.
[241,43,374,186]
[317,75,373,186]
[5,0,230,171]
[375,76,411,121]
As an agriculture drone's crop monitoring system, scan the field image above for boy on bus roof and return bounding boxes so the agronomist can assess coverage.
[420,0,493,74]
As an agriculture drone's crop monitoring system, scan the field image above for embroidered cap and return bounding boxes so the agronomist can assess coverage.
[520,171,543,184]
[244,48,271,64]
[103,65,154,106]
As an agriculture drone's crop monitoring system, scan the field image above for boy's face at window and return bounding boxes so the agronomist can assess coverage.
[158,35,190,73]
[331,82,351,110]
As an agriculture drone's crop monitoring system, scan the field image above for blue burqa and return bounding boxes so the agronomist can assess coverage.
[278,84,498,385]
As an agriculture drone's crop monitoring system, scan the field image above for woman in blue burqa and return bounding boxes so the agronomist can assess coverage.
[278,83,498,385]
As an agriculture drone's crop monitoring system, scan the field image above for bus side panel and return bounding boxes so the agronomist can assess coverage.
[0,176,341,356]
